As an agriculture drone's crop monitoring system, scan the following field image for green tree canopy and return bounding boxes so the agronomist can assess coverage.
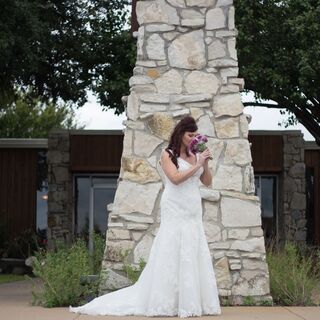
[235,0,320,144]
[0,0,135,114]
[0,93,83,138]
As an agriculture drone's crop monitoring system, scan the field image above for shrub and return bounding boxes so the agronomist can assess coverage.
[29,233,105,307]
[267,242,320,306]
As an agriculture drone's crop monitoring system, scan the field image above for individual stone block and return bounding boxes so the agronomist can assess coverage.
[112,181,162,215]
[230,237,266,253]
[221,197,261,227]
[224,139,252,166]
[154,69,183,94]
[186,0,215,7]
[106,241,135,262]
[208,40,226,60]
[137,0,179,25]
[215,117,240,138]
[204,222,221,242]
[213,93,243,118]
[185,71,220,94]
[206,8,226,30]
[197,115,215,137]
[126,92,139,121]
[214,256,232,289]
[147,112,175,140]
[134,234,154,263]
[134,130,163,157]
[168,30,206,69]
[213,165,242,191]
[146,34,166,60]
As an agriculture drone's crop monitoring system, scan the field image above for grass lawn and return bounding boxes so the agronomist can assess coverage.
[0,274,26,284]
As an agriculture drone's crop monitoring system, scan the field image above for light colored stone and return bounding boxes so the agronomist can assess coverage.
[134,234,154,264]
[228,6,235,30]
[146,34,166,60]
[228,37,237,60]
[208,40,226,60]
[181,19,205,27]
[239,114,249,138]
[200,187,220,201]
[213,165,242,191]
[136,60,157,67]
[190,107,205,120]
[220,190,259,202]
[209,241,231,250]
[126,92,139,121]
[204,222,221,242]
[137,26,144,57]
[206,8,226,30]
[106,241,135,262]
[173,94,212,104]
[205,138,225,174]
[146,24,176,32]
[168,30,206,70]
[172,109,190,117]
[129,75,153,87]
[122,157,161,183]
[197,115,215,137]
[137,0,179,25]
[154,69,183,94]
[102,268,132,290]
[221,67,239,83]
[215,117,240,138]
[242,259,268,270]
[228,229,250,240]
[185,71,220,94]
[124,120,145,130]
[203,201,219,221]
[209,59,238,68]
[147,112,175,140]
[107,228,131,240]
[140,93,170,103]
[127,224,149,231]
[232,274,270,296]
[224,139,252,166]
[134,130,163,157]
[231,237,266,253]
[250,227,264,237]
[113,181,162,215]
[244,166,255,194]
[122,129,133,157]
[186,0,215,7]
[163,31,180,41]
[167,0,186,7]
[120,214,154,224]
[221,197,262,227]
[217,0,233,7]
[140,104,167,113]
[220,84,239,93]
[213,93,243,117]
[181,9,204,20]
[216,30,237,37]
[214,257,232,289]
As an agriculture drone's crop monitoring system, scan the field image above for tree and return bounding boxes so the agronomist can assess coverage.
[0,0,135,114]
[0,93,84,138]
[235,0,320,144]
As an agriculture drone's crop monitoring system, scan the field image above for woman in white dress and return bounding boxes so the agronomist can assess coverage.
[70,116,221,317]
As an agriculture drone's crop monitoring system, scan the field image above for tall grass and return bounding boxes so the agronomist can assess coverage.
[267,242,320,306]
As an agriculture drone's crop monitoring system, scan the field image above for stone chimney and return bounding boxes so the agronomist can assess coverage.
[100,0,272,304]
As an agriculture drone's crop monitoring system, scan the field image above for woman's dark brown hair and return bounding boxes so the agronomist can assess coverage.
[165,116,198,168]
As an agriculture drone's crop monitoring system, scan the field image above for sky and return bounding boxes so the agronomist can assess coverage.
[74,91,315,141]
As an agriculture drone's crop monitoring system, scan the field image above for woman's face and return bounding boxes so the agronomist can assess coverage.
[181,131,198,149]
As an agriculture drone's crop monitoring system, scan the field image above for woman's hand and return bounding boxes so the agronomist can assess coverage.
[198,148,212,166]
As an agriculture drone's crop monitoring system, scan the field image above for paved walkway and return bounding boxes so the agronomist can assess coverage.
[0,280,319,320]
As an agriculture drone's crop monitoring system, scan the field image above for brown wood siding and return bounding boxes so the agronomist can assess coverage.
[70,134,123,172]
[305,149,320,245]
[248,135,283,172]
[0,149,37,239]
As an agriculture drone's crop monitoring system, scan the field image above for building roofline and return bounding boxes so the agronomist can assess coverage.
[305,141,320,150]
[0,139,48,149]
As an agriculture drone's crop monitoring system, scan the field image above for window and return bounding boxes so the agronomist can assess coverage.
[254,175,278,244]
[74,174,118,252]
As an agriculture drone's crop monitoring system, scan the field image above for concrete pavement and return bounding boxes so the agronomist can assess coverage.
[0,280,319,320]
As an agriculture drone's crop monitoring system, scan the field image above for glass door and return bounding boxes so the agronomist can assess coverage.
[74,175,118,253]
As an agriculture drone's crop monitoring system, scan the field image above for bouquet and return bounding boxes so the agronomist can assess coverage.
[188,134,213,160]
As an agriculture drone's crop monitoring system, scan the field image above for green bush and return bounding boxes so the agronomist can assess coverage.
[29,233,105,307]
[267,242,320,306]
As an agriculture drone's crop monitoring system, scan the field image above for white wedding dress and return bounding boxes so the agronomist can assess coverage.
[70,151,221,317]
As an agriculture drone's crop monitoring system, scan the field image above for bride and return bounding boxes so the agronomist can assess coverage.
[70,116,221,317]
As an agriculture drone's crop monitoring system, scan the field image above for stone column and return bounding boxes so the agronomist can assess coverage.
[100,0,272,304]
[47,130,73,246]
[282,131,306,243]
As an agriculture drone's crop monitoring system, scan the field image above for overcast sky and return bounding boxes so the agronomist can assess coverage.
[74,91,315,141]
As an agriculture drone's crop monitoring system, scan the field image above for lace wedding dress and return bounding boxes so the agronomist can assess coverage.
[70,151,221,317]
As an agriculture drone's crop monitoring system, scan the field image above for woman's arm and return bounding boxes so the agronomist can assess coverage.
[200,162,212,187]
[160,150,202,185]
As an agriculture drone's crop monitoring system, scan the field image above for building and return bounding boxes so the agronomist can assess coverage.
[0,129,319,258]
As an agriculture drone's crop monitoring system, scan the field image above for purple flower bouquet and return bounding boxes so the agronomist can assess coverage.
[188,134,213,160]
